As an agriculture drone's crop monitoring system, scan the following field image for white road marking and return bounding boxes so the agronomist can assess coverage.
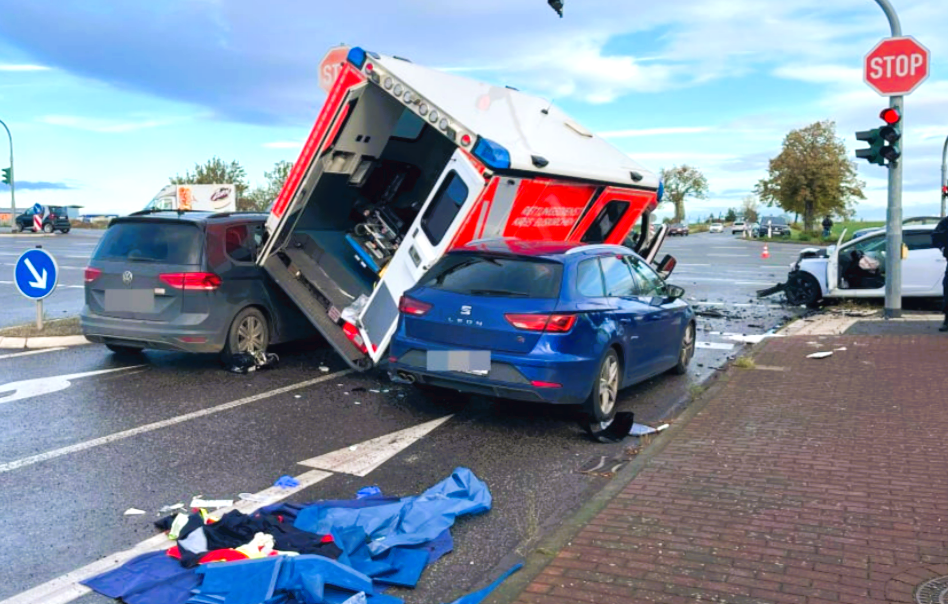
[0,366,145,405]
[299,415,453,476]
[706,254,752,257]
[0,347,67,360]
[0,414,452,604]
[695,342,735,350]
[0,370,352,474]
[678,277,773,285]
[0,280,83,289]
[676,263,711,267]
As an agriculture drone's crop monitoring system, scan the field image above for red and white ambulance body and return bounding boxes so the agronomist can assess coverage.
[259,46,663,371]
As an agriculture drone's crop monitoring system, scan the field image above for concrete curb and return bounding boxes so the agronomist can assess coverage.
[0,335,90,349]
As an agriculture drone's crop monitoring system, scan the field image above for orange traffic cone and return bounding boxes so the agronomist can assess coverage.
[761,244,770,259]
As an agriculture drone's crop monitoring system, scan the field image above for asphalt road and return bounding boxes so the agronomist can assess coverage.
[0,231,805,604]
[0,229,103,328]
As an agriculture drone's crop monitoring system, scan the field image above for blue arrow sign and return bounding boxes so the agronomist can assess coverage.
[31,203,44,215]
[14,248,59,300]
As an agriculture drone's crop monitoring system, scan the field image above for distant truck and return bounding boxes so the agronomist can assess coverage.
[142,184,237,213]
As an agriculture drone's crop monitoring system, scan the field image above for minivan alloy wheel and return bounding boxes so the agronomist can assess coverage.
[237,314,266,353]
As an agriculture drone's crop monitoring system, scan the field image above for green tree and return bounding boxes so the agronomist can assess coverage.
[660,165,709,223]
[171,156,249,209]
[755,121,864,232]
[245,160,294,212]
[725,208,737,222]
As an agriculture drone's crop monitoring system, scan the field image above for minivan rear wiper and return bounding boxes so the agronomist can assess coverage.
[467,289,529,297]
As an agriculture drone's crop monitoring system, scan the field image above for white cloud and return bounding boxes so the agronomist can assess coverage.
[38,114,187,133]
[263,141,303,149]
[601,126,712,138]
[772,64,863,85]
[0,64,51,71]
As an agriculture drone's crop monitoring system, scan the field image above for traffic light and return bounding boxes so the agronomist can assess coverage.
[942,185,947,200]
[548,0,564,17]
[855,109,901,167]
[1,167,10,185]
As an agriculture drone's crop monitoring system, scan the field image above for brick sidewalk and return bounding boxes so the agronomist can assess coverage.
[512,335,948,604]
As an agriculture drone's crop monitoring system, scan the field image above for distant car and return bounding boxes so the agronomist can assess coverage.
[80,211,314,361]
[850,216,942,241]
[668,223,690,236]
[731,220,745,234]
[388,239,695,432]
[15,206,71,234]
[755,216,791,237]
[709,222,724,233]
[775,225,946,306]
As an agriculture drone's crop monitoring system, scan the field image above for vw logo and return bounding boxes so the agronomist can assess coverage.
[122,271,133,285]
[460,305,472,316]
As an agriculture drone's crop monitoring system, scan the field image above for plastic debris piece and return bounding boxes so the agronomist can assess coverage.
[189,498,233,509]
[807,351,833,359]
[124,508,146,516]
[369,389,380,393]
[158,503,185,514]
[356,486,382,499]
[319,366,330,373]
[629,423,658,436]
[349,445,358,451]
[341,294,370,324]
[656,423,670,432]
[238,493,268,502]
[295,395,302,399]
[834,347,847,351]
[355,401,361,405]
[587,411,635,443]
[274,475,300,489]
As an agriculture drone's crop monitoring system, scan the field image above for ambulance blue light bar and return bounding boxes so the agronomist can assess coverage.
[347,47,367,68]
[472,137,511,170]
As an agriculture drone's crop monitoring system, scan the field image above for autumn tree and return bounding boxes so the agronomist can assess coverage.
[171,157,250,209]
[755,121,864,232]
[741,194,759,222]
[725,208,737,222]
[660,165,709,223]
[245,160,294,212]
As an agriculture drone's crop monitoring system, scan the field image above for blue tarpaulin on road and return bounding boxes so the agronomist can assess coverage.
[82,468,491,604]
[294,468,491,556]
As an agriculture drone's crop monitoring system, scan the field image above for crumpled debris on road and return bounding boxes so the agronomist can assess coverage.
[629,422,669,437]
[82,468,510,604]
[586,411,636,443]
[228,351,280,374]
[807,351,834,359]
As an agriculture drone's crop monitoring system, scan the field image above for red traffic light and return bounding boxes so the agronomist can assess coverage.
[880,108,900,125]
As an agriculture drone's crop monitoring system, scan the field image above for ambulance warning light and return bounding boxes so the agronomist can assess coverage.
[347,47,367,69]
[472,137,511,170]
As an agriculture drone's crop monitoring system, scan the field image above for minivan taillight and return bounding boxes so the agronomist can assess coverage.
[398,296,432,316]
[505,313,577,333]
[84,267,102,283]
[159,272,222,290]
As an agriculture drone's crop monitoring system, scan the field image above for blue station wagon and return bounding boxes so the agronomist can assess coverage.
[388,239,696,430]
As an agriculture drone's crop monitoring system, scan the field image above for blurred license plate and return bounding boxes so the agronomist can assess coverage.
[105,289,155,312]
[427,350,490,375]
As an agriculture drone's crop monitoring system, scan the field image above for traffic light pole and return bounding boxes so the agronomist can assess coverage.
[874,0,903,319]
[0,118,14,232]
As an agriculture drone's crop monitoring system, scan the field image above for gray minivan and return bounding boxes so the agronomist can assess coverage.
[80,211,314,360]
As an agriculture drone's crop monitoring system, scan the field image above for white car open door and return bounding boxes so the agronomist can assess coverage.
[825,228,847,295]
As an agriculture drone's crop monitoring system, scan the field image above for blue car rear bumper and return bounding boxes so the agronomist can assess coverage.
[388,335,599,405]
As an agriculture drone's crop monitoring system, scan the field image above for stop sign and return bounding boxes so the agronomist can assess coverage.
[864,36,930,96]
[318,46,351,93]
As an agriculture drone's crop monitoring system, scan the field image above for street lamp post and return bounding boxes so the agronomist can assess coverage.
[0,118,14,231]
[873,0,904,319]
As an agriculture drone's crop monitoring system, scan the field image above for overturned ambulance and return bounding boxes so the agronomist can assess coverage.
[258,46,664,371]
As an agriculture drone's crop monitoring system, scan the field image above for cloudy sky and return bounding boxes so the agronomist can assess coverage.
[0,0,945,220]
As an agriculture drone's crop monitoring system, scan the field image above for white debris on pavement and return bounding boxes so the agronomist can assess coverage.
[123,508,146,516]
[189,498,234,509]
[806,351,833,359]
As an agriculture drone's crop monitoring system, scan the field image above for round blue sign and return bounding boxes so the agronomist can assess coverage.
[31,203,44,215]
[13,248,59,300]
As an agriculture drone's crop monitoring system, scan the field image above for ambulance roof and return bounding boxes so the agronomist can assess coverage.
[368,52,659,191]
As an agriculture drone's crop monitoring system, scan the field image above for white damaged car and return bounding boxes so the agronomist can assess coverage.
[758,226,947,306]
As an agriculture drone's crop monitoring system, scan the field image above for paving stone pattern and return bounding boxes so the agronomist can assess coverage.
[513,335,948,604]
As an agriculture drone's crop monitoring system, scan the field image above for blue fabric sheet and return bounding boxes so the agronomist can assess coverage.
[80,551,200,604]
[443,563,523,604]
[295,468,490,556]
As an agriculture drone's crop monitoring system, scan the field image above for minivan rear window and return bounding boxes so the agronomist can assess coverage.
[419,254,563,298]
[94,222,203,265]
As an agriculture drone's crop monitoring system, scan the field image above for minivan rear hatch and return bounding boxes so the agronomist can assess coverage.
[403,253,565,355]
[86,219,205,321]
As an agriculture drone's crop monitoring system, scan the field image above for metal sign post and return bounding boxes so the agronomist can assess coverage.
[0,118,14,231]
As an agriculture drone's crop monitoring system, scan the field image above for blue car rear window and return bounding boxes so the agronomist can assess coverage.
[94,222,203,265]
[419,254,563,298]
